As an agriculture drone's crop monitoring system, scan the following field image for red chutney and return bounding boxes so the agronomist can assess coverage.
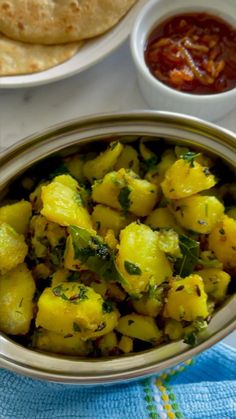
[145,13,236,94]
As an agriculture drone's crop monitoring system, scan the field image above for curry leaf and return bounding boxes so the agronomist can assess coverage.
[69,226,127,285]
[174,235,200,277]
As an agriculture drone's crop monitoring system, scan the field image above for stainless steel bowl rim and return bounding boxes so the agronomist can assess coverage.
[0,110,236,384]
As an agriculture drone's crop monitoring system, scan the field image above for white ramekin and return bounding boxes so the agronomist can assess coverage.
[130,0,236,121]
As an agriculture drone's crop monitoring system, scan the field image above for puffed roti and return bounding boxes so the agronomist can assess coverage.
[0,0,137,45]
[0,34,81,75]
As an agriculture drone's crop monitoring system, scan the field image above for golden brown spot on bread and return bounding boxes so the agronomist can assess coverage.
[69,0,80,12]
[18,21,25,31]
[30,63,39,71]
[1,2,10,10]
[66,25,74,32]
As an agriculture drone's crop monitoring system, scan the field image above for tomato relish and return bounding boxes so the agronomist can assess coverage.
[145,13,236,94]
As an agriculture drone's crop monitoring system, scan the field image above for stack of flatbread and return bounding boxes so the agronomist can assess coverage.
[0,0,136,76]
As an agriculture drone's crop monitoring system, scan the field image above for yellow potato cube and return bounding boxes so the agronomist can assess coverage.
[30,215,66,263]
[90,280,108,298]
[0,200,32,235]
[172,195,224,234]
[53,174,79,191]
[92,168,158,217]
[116,222,172,295]
[132,294,163,317]
[163,274,209,321]
[145,207,183,234]
[118,335,133,353]
[145,149,176,186]
[139,141,157,162]
[114,145,140,175]
[161,158,216,199]
[97,332,118,356]
[83,141,123,183]
[104,229,118,250]
[33,329,92,356]
[197,268,230,302]
[156,229,182,258]
[208,215,236,273]
[116,314,162,343]
[33,263,51,280]
[30,182,47,212]
[41,179,93,232]
[51,268,70,287]
[164,319,184,341]
[0,263,36,335]
[64,154,85,182]
[106,282,127,302]
[91,204,132,237]
[64,235,82,271]
[226,207,236,220]
[0,223,28,273]
[36,282,118,338]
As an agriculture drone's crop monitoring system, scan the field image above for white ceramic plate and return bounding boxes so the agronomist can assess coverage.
[0,0,148,89]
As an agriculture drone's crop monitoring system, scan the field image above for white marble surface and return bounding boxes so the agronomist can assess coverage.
[1,41,236,149]
[0,40,235,347]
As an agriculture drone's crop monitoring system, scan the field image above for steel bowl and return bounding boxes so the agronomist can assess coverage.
[0,111,236,384]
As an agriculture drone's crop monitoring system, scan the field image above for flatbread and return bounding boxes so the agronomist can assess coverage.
[0,34,81,75]
[0,0,137,45]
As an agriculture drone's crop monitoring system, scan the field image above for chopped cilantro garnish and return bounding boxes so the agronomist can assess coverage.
[184,332,197,346]
[118,186,131,212]
[102,301,113,313]
[52,284,88,303]
[181,151,201,167]
[124,261,142,275]
[73,322,81,332]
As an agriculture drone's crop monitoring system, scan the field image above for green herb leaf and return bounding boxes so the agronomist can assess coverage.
[102,300,113,314]
[124,260,142,275]
[52,285,62,297]
[184,318,207,346]
[184,332,197,346]
[203,167,210,177]
[181,151,201,167]
[67,272,81,282]
[174,235,200,277]
[192,318,207,332]
[48,163,69,180]
[143,156,158,172]
[110,141,119,150]
[69,226,127,285]
[52,283,88,303]
[73,322,81,332]
[50,236,66,267]
[118,186,131,212]
[73,284,88,301]
[74,193,83,206]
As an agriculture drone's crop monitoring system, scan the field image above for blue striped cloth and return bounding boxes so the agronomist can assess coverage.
[0,342,235,419]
